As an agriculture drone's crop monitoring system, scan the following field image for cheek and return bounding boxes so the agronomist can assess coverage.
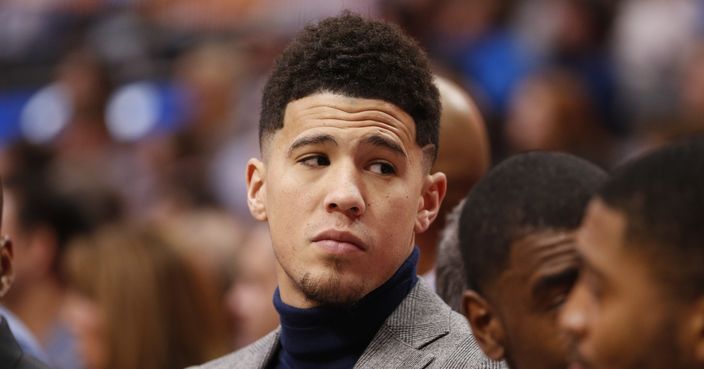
[587,297,650,366]
[502,305,569,369]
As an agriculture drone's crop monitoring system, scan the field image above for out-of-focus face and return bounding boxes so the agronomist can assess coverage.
[488,231,580,369]
[0,234,12,298]
[247,92,445,308]
[560,199,694,369]
[63,292,107,369]
[0,191,30,295]
[227,227,279,348]
[505,80,561,152]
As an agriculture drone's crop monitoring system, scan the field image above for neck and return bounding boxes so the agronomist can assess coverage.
[415,228,439,275]
[272,247,419,368]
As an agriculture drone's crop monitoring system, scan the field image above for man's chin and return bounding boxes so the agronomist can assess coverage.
[298,271,368,307]
[566,353,594,369]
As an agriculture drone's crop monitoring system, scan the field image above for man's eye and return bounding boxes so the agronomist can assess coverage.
[299,155,330,167]
[369,162,396,175]
[546,291,569,311]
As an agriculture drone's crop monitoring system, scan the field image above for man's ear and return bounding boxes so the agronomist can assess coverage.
[246,158,268,221]
[0,237,14,298]
[689,297,704,364]
[463,290,506,361]
[414,172,447,233]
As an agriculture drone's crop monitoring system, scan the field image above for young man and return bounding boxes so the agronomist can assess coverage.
[560,138,704,369]
[191,13,498,369]
[0,180,51,369]
[453,152,606,369]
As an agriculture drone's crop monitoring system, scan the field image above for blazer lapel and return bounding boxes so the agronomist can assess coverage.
[250,329,281,369]
[354,280,453,369]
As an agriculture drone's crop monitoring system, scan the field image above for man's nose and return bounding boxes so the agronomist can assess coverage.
[324,164,366,218]
[559,283,589,340]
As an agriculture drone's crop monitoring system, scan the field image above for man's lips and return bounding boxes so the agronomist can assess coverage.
[311,230,367,253]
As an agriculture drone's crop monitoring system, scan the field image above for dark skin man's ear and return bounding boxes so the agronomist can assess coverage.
[690,297,704,364]
[463,289,506,361]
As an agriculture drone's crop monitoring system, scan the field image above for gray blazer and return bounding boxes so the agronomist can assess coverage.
[189,281,505,369]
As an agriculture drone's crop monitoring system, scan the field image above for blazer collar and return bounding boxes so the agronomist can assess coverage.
[259,280,451,369]
[0,316,23,367]
[353,280,452,369]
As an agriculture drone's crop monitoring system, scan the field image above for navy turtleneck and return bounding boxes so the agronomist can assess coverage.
[270,247,420,369]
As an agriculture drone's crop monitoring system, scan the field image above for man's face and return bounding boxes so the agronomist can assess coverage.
[0,191,29,293]
[488,231,580,369]
[560,199,693,369]
[247,92,444,308]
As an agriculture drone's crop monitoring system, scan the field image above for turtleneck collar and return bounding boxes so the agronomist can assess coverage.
[271,247,420,369]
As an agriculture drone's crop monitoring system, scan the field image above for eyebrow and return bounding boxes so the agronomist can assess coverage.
[361,135,407,159]
[531,267,580,297]
[287,134,338,157]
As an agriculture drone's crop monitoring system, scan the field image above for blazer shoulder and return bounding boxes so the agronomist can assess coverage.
[355,281,501,369]
[186,330,279,369]
[436,333,508,369]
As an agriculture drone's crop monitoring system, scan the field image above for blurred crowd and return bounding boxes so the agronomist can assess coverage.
[0,0,703,368]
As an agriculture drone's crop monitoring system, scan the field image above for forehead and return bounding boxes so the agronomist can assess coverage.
[577,199,681,303]
[510,231,578,269]
[576,199,627,267]
[503,231,578,281]
[270,92,417,149]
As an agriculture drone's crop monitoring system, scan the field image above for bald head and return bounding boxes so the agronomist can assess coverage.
[417,76,490,274]
[433,76,490,217]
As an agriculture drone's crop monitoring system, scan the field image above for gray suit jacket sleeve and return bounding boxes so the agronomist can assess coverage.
[188,280,507,369]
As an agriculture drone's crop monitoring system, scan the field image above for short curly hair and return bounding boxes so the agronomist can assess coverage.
[259,12,440,162]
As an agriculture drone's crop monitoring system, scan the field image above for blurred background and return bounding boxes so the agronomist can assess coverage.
[0,0,703,368]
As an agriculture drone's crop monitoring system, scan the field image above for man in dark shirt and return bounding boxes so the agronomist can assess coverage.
[0,179,51,369]
[190,12,500,369]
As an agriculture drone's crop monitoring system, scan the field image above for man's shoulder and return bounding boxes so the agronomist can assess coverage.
[12,354,52,369]
[187,330,279,369]
[359,280,503,369]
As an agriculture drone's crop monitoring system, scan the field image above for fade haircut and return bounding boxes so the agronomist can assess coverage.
[459,152,607,294]
[598,137,704,300]
[259,12,441,162]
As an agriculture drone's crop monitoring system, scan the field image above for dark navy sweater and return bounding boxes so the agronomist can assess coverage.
[270,247,420,369]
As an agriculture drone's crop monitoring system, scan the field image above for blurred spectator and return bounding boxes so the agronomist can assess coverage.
[50,47,113,161]
[542,0,619,134]
[226,224,279,349]
[416,76,490,287]
[434,199,466,313]
[679,41,704,132]
[505,69,614,167]
[155,207,248,345]
[0,142,123,369]
[613,0,700,129]
[62,224,230,369]
[0,177,50,369]
[426,0,533,117]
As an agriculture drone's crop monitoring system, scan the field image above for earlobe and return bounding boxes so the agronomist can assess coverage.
[414,172,447,233]
[246,158,268,221]
[463,290,506,361]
